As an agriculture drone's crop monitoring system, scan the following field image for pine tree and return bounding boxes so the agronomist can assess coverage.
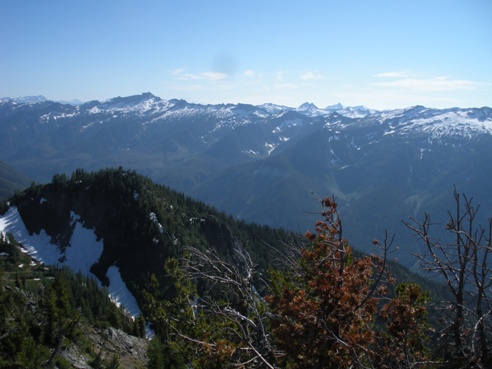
[267,197,433,368]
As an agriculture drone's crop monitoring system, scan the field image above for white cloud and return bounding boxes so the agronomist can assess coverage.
[165,83,208,92]
[171,69,228,81]
[371,76,481,92]
[243,70,256,77]
[274,82,298,90]
[201,72,228,81]
[275,70,290,81]
[299,71,324,81]
[374,71,410,78]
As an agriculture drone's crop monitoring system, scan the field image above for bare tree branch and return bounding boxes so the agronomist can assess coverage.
[403,188,492,366]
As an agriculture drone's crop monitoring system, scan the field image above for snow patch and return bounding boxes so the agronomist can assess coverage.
[0,209,103,274]
[149,212,164,234]
[0,207,142,318]
[265,142,277,155]
[242,149,260,155]
[106,265,141,316]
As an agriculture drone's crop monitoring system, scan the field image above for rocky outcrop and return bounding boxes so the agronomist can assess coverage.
[60,326,148,369]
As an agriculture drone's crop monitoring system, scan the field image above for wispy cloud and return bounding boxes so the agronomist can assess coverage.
[371,76,482,92]
[275,70,290,82]
[374,71,410,78]
[243,70,256,77]
[171,69,228,81]
[166,83,208,92]
[299,70,324,81]
[274,82,298,90]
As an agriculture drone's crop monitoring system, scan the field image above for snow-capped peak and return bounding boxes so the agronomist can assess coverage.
[325,103,344,110]
[0,95,48,104]
[3,92,491,140]
[298,102,318,110]
[88,92,173,115]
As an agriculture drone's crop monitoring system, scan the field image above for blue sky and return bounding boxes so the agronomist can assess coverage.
[1,0,491,109]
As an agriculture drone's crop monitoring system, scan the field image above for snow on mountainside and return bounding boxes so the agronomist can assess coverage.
[1,94,491,270]
[0,95,48,104]
[378,107,492,138]
[0,206,141,318]
[1,92,491,195]
[2,93,489,139]
[90,92,173,115]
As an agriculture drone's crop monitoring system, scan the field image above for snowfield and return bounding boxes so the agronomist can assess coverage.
[0,207,142,318]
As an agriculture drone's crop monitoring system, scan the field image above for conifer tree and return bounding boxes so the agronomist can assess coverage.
[267,197,433,369]
[376,283,433,369]
[267,197,386,367]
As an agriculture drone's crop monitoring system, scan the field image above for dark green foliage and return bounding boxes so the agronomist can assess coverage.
[134,314,146,338]
[90,352,105,369]
[0,234,134,367]
[147,337,167,369]
[9,167,303,316]
[90,352,121,369]
[143,262,197,369]
[5,167,474,367]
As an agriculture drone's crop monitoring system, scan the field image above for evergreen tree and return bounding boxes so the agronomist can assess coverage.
[267,197,432,368]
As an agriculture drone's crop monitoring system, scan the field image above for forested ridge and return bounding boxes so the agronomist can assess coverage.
[1,168,490,368]
[4,168,301,305]
[0,232,146,368]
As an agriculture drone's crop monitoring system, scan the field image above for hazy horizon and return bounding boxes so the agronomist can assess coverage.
[1,0,491,110]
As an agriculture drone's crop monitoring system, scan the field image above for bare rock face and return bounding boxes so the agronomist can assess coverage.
[60,326,148,369]
[95,327,149,367]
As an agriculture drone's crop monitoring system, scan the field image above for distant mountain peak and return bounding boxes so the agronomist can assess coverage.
[55,98,85,106]
[325,103,343,110]
[298,102,318,110]
[94,92,167,114]
[104,92,159,105]
[1,92,491,140]
[0,95,48,104]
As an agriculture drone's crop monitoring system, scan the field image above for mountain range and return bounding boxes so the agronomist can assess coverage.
[1,93,491,268]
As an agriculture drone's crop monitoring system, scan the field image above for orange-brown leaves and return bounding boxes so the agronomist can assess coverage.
[267,195,431,368]
[267,197,388,368]
[304,230,316,242]
[376,283,432,368]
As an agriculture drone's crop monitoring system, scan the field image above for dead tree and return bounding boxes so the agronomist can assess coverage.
[182,243,278,368]
[403,188,492,368]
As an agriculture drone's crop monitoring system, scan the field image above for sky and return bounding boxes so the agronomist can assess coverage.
[1,0,491,110]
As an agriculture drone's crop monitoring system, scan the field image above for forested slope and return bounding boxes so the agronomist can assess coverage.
[3,168,489,368]
[0,232,147,368]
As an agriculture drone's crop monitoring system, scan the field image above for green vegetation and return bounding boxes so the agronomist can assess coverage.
[144,194,491,368]
[142,197,436,368]
[2,167,490,368]
[0,232,141,368]
[9,167,302,310]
